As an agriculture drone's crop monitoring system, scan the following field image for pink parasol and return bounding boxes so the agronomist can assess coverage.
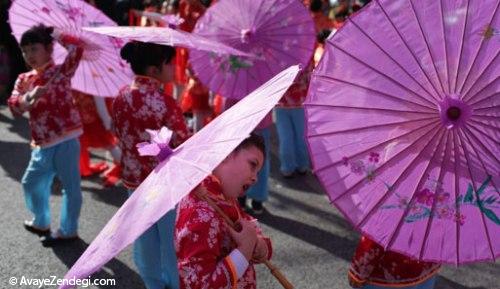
[59,65,300,288]
[83,26,251,57]
[305,0,499,265]
[9,0,133,97]
[189,0,316,99]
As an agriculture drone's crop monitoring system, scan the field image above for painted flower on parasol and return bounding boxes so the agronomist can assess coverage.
[305,0,499,265]
[189,0,316,99]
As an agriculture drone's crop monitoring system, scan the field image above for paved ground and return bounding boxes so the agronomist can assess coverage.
[0,106,498,289]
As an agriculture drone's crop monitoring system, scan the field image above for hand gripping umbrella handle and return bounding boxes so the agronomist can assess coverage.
[195,191,294,289]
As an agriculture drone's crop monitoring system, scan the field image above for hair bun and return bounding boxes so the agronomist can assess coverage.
[120,42,136,62]
[45,26,55,35]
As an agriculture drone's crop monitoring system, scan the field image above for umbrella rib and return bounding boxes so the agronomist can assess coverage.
[470,114,500,122]
[456,2,500,94]
[349,17,437,102]
[252,2,293,31]
[316,120,440,174]
[469,90,499,107]
[229,68,241,98]
[89,57,113,96]
[418,130,451,259]
[91,56,116,96]
[464,74,500,104]
[258,18,313,35]
[249,0,266,29]
[353,124,443,230]
[406,0,447,96]
[96,52,129,94]
[466,121,500,161]
[456,130,496,261]
[308,117,438,139]
[462,126,500,185]
[313,74,436,111]
[258,36,315,52]
[452,0,470,93]
[384,130,448,253]
[330,42,437,108]
[462,53,500,101]
[439,0,451,94]
[10,4,67,30]
[451,131,461,265]
[305,104,436,115]
[472,104,500,112]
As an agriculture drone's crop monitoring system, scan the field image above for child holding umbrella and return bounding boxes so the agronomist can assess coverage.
[113,41,190,289]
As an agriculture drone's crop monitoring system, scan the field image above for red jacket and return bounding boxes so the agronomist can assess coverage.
[112,76,190,188]
[8,34,84,148]
[176,175,273,289]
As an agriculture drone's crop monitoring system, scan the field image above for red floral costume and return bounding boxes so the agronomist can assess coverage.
[176,175,273,289]
[112,76,190,188]
[349,236,441,288]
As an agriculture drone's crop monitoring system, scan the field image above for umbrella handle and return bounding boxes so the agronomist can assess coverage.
[195,191,294,289]
[264,260,294,289]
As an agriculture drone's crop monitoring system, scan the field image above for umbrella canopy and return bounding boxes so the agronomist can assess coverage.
[83,26,251,57]
[189,0,316,99]
[9,0,133,97]
[59,65,300,288]
[305,0,499,265]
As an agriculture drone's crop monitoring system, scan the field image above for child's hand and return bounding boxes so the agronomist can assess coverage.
[251,237,268,263]
[23,85,48,108]
[227,219,258,261]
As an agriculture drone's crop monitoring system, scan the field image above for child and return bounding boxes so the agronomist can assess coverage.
[349,236,440,289]
[113,41,190,289]
[176,133,273,289]
[223,99,271,214]
[274,61,313,178]
[7,24,85,246]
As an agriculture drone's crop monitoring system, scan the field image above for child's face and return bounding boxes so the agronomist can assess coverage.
[213,146,264,199]
[21,43,52,69]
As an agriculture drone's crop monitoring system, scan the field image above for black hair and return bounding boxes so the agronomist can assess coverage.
[20,24,54,47]
[309,0,322,12]
[234,133,266,160]
[200,0,212,8]
[316,29,332,44]
[120,41,176,75]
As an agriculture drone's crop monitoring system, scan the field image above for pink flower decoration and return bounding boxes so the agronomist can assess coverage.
[350,160,365,175]
[368,152,380,163]
[415,188,435,206]
[454,212,466,226]
[342,156,349,166]
[136,127,174,162]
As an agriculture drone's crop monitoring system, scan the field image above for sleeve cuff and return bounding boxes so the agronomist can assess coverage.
[228,249,249,279]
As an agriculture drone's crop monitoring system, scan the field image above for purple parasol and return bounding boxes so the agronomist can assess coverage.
[189,0,316,99]
[9,0,133,97]
[83,26,251,57]
[59,65,300,288]
[305,0,499,265]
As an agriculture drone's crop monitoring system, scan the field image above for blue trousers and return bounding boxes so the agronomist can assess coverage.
[129,190,179,289]
[274,107,309,174]
[246,128,270,202]
[21,138,82,236]
[363,276,437,289]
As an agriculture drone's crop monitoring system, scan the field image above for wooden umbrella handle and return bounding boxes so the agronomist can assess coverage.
[264,260,294,289]
[195,191,294,289]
